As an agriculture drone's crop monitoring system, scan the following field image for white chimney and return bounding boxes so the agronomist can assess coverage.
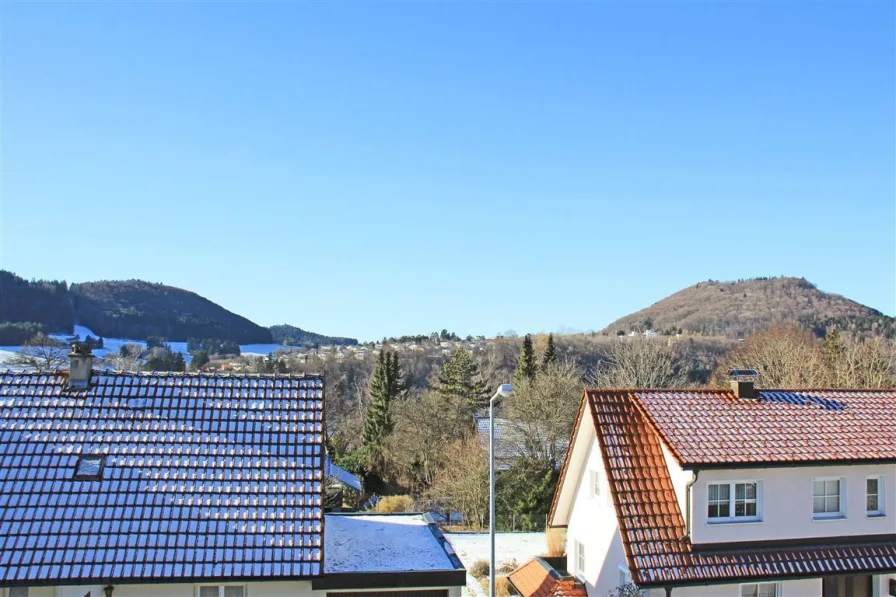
[69,343,94,389]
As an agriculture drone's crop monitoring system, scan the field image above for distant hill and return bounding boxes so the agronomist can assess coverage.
[0,270,357,347]
[603,277,894,338]
[0,271,74,344]
[270,324,357,347]
[69,280,273,344]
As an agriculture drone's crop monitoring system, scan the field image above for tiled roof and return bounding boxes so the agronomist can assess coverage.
[0,370,325,585]
[633,389,896,466]
[507,558,586,597]
[585,389,896,588]
[475,417,569,470]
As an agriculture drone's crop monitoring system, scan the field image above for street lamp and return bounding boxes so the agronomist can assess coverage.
[489,382,512,597]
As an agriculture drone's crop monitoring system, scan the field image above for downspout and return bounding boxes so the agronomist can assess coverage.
[684,470,700,538]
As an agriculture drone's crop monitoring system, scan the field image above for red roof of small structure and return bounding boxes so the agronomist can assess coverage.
[550,388,896,588]
[507,558,586,597]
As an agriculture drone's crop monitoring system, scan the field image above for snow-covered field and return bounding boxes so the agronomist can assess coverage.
[445,532,547,571]
[0,325,298,365]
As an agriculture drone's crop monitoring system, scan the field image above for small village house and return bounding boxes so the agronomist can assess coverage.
[544,375,896,597]
[0,346,465,597]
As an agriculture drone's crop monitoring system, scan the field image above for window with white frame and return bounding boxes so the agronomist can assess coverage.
[740,582,778,597]
[707,481,759,521]
[574,540,585,576]
[813,478,845,518]
[198,586,245,597]
[590,469,602,498]
[867,476,884,516]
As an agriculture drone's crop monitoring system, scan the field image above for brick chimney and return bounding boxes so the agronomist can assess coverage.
[728,368,758,400]
[69,343,94,389]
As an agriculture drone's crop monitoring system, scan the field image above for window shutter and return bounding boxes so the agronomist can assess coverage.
[224,587,245,597]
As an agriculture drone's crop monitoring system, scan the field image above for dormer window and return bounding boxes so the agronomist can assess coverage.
[74,455,104,480]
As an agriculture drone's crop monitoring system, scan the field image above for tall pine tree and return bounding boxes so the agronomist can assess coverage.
[436,348,489,419]
[515,334,537,382]
[541,333,557,371]
[362,351,406,469]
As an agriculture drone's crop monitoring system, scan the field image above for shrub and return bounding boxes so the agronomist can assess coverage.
[470,559,489,579]
[373,495,415,513]
[546,526,566,556]
[497,559,518,573]
[495,575,512,597]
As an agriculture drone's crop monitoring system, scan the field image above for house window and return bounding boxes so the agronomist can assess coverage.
[867,476,884,516]
[198,587,245,597]
[708,482,759,522]
[590,470,601,498]
[740,582,778,597]
[813,478,844,518]
[9,588,29,597]
[574,540,585,575]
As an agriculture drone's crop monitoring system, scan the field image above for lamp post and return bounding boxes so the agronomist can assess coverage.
[489,383,513,597]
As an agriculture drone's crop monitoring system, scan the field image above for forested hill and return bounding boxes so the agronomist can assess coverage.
[0,271,74,343]
[269,324,357,347]
[603,277,894,338]
[0,270,347,346]
[70,280,273,344]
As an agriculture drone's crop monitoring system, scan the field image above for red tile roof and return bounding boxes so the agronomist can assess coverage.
[507,558,586,597]
[580,389,896,588]
[634,389,896,466]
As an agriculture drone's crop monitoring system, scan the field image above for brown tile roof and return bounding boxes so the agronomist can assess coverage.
[585,389,896,588]
[507,558,586,597]
[633,389,896,466]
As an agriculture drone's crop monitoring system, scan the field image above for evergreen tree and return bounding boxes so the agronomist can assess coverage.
[541,333,557,371]
[192,350,210,370]
[362,351,406,466]
[515,334,537,382]
[436,348,489,418]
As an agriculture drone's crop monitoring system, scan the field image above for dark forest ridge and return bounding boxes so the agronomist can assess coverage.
[603,277,894,338]
[0,270,357,346]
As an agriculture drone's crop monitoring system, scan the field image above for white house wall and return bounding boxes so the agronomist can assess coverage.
[660,439,692,524]
[691,464,896,545]
[566,433,630,597]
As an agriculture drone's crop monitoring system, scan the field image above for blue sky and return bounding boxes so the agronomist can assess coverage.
[2,0,894,341]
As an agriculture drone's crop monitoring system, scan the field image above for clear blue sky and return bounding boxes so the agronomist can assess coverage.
[2,0,894,341]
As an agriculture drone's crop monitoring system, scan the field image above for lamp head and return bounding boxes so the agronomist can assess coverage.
[496,383,513,397]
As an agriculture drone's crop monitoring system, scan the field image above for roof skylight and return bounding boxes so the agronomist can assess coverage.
[74,455,104,480]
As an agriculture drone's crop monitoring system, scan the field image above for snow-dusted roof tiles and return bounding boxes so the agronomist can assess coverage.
[0,370,325,584]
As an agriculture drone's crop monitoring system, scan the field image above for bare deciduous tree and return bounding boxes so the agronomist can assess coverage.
[426,433,489,529]
[12,333,69,370]
[592,337,686,388]
[504,360,584,467]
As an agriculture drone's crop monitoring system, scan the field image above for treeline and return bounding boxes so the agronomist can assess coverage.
[70,280,272,343]
[187,338,241,356]
[270,324,357,347]
[0,271,73,342]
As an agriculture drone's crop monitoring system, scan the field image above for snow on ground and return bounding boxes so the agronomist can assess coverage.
[324,514,455,573]
[0,325,301,366]
[445,532,547,571]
